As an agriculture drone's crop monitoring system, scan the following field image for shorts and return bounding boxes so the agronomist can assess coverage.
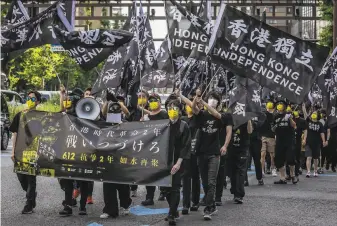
[305,145,320,159]
[275,142,295,168]
[261,137,275,154]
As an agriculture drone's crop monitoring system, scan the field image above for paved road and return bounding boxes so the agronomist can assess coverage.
[2,142,337,226]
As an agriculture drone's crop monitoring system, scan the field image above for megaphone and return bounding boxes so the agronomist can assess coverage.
[75,98,101,120]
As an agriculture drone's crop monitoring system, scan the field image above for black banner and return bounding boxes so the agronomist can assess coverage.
[14,111,172,186]
[2,0,30,31]
[208,3,329,104]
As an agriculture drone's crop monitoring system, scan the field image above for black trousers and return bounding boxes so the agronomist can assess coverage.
[145,186,156,200]
[88,181,94,196]
[247,139,263,181]
[329,138,337,169]
[182,159,191,208]
[294,143,302,176]
[17,174,36,206]
[215,155,227,200]
[198,154,220,209]
[182,155,200,207]
[228,147,248,198]
[162,171,182,215]
[103,183,132,217]
[60,179,89,209]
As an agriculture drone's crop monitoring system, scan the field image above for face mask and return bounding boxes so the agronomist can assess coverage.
[277,104,284,111]
[185,105,193,114]
[223,107,228,112]
[293,111,299,118]
[266,102,274,110]
[149,101,159,111]
[207,98,218,108]
[26,99,36,109]
[286,106,292,113]
[311,113,318,121]
[168,109,179,121]
[63,100,72,109]
[137,98,147,106]
[321,113,324,119]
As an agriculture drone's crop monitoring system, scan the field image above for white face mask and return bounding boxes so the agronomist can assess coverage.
[208,98,218,108]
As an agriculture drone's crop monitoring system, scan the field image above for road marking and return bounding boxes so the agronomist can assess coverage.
[1,154,12,157]
[87,223,103,226]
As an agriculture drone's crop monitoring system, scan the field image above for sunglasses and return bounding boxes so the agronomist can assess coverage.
[148,98,159,103]
[168,106,179,111]
[27,97,36,102]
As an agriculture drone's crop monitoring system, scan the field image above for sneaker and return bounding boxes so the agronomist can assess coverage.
[73,189,80,199]
[332,168,336,173]
[262,171,265,178]
[274,179,287,184]
[266,169,271,174]
[120,206,130,216]
[314,172,318,177]
[285,175,291,181]
[234,197,243,204]
[100,213,110,219]
[203,209,212,221]
[71,198,77,207]
[244,181,249,187]
[258,179,264,185]
[158,193,165,201]
[79,207,87,215]
[291,177,298,184]
[167,215,177,225]
[141,199,154,206]
[272,169,277,177]
[182,207,189,215]
[190,203,199,211]
[22,204,33,214]
[86,196,93,204]
[306,172,311,178]
[131,190,137,197]
[318,168,324,174]
[299,169,303,175]
[209,206,218,215]
[325,165,330,171]
[59,205,72,216]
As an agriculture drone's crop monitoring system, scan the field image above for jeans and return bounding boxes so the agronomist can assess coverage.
[17,174,36,206]
[60,179,89,209]
[198,154,220,209]
[228,147,248,198]
[162,171,182,215]
[103,183,132,217]
[215,155,227,201]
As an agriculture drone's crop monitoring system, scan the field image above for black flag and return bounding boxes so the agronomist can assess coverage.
[207,3,329,104]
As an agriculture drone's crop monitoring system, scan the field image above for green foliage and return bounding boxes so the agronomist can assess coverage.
[319,0,333,50]
[8,45,102,92]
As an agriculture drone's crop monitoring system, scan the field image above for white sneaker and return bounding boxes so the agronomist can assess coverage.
[314,172,318,177]
[131,190,137,197]
[272,169,277,177]
[306,172,311,178]
[120,207,130,216]
[100,213,110,219]
[262,171,265,178]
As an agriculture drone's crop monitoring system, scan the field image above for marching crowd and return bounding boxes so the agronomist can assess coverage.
[10,87,337,226]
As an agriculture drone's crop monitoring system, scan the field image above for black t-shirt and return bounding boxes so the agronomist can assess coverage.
[274,113,294,142]
[306,120,324,147]
[9,112,21,133]
[148,110,168,120]
[195,111,226,155]
[231,123,250,148]
[294,117,307,143]
[181,115,199,154]
[260,112,275,138]
[219,113,234,147]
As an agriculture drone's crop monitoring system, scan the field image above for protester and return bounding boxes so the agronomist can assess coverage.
[303,111,327,178]
[273,100,297,184]
[10,90,42,214]
[228,120,253,204]
[260,101,277,177]
[192,90,231,220]
[319,109,330,173]
[141,93,169,206]
[161,99,191,225]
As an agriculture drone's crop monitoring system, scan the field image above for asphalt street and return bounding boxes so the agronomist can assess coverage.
[2,142,337,226]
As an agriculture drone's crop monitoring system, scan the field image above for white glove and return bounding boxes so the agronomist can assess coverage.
[285,113,291,120]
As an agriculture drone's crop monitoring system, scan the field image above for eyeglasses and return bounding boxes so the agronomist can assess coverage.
[168,106,179,111]
[27,97,36,102]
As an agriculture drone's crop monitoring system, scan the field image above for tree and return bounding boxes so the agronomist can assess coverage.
[319,0,333,50]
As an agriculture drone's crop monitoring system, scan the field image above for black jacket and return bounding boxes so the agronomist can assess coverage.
[169,119,191,164]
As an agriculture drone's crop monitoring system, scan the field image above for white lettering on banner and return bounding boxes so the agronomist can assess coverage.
[228,20,248,38]
[67,47,104,65]
[250,28,271,48]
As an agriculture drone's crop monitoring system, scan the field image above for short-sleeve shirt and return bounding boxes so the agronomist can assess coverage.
[306,120,324,147]
[195,111,226,155]
[230,123,250,148]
